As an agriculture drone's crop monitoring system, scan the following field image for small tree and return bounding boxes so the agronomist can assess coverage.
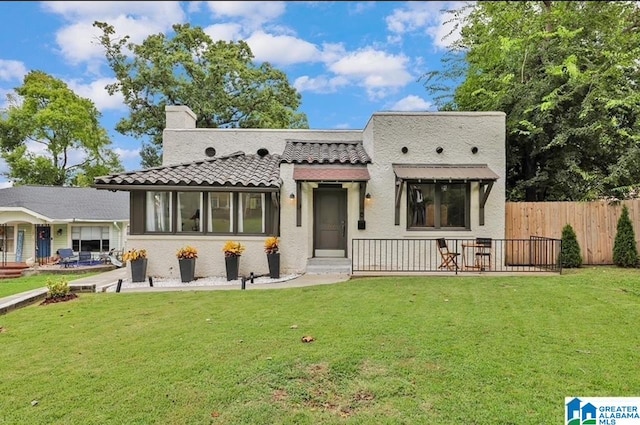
[613,205,639,267]
[560,224,582,268]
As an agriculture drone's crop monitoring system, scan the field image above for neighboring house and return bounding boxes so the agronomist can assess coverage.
[93,106,506,279]
[0,186,129,264]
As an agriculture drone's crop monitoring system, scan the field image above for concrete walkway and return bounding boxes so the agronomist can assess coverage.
[0,268,352,315]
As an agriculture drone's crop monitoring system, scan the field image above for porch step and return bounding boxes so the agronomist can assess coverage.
[0,263,29,280]
[306,258,351,275]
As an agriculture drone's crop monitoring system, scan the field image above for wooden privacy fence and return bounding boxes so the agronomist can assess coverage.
[506,199,640,265]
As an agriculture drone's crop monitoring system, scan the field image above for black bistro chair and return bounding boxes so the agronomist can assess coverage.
[474,238,493,271]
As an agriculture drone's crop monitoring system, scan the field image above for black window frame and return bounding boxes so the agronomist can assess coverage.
[406,181,471,230]
[130,189,280,236]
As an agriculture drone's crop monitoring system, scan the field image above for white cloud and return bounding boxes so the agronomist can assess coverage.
[328,48,413,99]
[203,23,244,41]
[113,147,143,165]
[389,95,434,111]
[385,1,470,49]
[330,48,412,86]
[42,2,186,66]
[293,75,349,94]
[246,31,321,66]
[0,59,27,82]
[187,1,204,14]
[65,78,125,112]
[205,1,286,28]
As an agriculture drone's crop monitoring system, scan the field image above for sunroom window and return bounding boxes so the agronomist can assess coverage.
[208,192,233,233]
[408,182,469,229]
[145,191,172,232]
[133,190,277,235]
[178,191,202,232]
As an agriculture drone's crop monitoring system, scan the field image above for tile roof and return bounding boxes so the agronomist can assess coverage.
[93,153,282,189]
[281,140,371,164]
[0,186,129,221]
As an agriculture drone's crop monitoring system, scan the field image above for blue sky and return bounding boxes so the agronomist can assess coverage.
[0,1,467,188]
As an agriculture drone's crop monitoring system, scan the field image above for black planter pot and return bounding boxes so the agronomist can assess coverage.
[179,258,196,283]
[130,258,147,283]
[267,253,280,279]
[225,256,239,281]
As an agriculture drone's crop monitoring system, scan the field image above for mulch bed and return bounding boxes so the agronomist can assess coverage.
[40,294,78,305]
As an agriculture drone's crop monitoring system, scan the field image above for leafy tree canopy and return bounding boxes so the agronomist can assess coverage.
[93,21,309,168]
[0,70,123,186]
[423,1,640,201]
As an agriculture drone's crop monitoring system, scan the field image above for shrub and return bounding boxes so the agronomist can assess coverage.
[560,224,582,268]
[613,205,639,268]
[46,277,70,299]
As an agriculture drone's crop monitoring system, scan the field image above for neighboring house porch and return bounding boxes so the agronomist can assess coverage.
[0,186,129,268]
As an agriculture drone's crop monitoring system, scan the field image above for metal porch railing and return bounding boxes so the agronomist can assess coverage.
[352,236,562,274]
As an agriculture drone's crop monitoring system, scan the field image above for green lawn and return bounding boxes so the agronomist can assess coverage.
[0,272,99,299]
[0,267,638,424]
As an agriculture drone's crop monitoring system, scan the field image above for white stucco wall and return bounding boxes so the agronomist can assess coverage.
[129,106,506,278]
[358,112,506,240]
[162,106,360,166]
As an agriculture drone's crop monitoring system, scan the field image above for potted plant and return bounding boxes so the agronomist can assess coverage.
[222,241,245,281]
[176,245,198,282]
[264,236,280,279]
[122,248,148,282]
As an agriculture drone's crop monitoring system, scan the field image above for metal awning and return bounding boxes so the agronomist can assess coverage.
[392,163,499,227]
[392,164,499,181]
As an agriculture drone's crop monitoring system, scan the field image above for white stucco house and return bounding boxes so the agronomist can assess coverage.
[93,106,507,279]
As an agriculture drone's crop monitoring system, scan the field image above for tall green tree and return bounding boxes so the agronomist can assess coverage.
[0,71,123,186]
[93,21,309,168]
[423,1,640,201]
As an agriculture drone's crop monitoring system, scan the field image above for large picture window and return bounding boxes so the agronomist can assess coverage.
[71,226,110,252]
[408,182,469,229]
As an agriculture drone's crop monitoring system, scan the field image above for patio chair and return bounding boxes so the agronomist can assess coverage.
[437,238,460,271]
[474,237,493,271]
[57,248,78,268]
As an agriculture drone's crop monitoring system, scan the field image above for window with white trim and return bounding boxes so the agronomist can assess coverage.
[71,226,110,252]
[0,226,15,252]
